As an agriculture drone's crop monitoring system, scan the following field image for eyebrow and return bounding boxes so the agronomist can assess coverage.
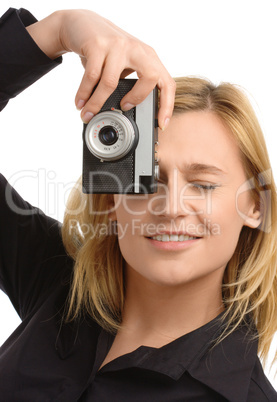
[182,163,226,175]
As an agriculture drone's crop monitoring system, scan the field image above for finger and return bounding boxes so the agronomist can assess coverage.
[120,76,157,111]
[120,72,176,131]
[119,47,160,110]
[80,53,126,122]
[75,53,105,112]
[119,45,176,129]
[156,75,176,131]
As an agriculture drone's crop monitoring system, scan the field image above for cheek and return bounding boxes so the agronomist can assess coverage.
[205,196,245,261]
[116,217,149,278]
[114,195,152,219]
[210,195,243,225]
[113,200,148,256]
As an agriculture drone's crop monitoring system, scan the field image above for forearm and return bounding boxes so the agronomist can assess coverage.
[0,8,62,111]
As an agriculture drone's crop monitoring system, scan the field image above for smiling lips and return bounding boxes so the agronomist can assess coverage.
[146,233,201,251]
[149,234,198,242]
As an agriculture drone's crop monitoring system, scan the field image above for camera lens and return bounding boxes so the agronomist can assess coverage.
[85,110,138,161]
[99,126,118,146]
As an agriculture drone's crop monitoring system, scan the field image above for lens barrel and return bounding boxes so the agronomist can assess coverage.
[84,110,139,161]
[99,126,118,146]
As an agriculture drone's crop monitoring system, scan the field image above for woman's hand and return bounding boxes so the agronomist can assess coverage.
[26,9,176,128]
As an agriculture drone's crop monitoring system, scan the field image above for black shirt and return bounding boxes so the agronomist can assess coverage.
[0,8,277,402]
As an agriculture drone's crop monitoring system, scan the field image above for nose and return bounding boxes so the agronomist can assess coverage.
[150,169,200,219]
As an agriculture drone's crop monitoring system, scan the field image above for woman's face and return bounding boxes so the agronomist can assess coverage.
[111,111,259,288]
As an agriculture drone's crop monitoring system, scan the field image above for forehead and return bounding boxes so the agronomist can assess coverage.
[158,111,242,174]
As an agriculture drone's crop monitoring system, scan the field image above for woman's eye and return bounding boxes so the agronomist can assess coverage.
[191,183,219,191]
[157,179,220,192]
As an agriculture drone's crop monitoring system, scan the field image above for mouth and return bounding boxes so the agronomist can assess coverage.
[147,234,200,242]
[145,233,201,251]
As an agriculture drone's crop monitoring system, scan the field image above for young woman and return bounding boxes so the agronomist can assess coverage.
[0,7,276,402]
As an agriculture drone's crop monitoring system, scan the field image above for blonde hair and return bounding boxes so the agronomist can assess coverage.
[62,77,277,366]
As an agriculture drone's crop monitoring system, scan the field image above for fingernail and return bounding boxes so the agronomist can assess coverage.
[121,102,135,111]
[82,112,94,124]
[162,118,170,132]
[76,99,85,110]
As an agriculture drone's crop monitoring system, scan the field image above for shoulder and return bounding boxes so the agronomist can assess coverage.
[187,314,277,401]
[247,358,277,401]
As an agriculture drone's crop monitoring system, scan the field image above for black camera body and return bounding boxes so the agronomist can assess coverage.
[82,79,159,194]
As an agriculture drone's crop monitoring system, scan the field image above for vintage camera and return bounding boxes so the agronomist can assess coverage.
[82,79,159,194]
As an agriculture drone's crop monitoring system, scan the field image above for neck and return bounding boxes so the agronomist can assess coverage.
[121,267,225,343]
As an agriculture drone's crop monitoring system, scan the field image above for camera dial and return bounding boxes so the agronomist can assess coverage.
[85,110,139,161]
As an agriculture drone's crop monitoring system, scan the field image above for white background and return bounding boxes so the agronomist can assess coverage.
[0,0,277,388]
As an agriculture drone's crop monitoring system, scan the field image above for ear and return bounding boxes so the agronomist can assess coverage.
[243,202,262,229]
[107,194,117,221]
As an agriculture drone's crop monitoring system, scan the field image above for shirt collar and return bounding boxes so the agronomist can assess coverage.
[99,312,258,401]
[187,317,258,401]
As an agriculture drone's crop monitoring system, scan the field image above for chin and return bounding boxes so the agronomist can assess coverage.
[131,263,198,288]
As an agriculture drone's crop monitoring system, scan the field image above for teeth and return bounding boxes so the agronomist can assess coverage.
[150,234,197,242]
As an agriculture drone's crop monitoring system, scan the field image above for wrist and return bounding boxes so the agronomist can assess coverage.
[26,10,68,60]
